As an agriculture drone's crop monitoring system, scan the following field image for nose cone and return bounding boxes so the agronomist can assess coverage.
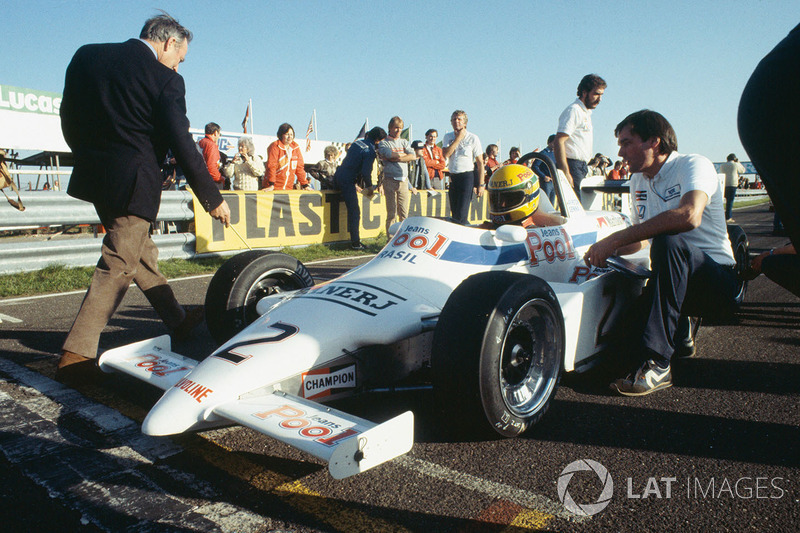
[142,389,208,436]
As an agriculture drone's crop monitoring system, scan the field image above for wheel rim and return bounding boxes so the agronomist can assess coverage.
[243,267,307,323]
[498,298,561,417]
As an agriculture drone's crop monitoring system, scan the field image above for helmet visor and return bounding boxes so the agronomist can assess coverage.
[490,189,527,211]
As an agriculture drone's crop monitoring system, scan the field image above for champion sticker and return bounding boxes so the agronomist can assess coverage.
[302,364,357,400]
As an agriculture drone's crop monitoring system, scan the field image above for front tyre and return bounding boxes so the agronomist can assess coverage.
[204,251,314,345]
[432,272,565,438]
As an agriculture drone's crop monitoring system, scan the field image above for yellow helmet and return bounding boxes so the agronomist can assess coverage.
[488,164,540,225]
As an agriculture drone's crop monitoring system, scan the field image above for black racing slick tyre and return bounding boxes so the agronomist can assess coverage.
[204,251,314,345]
[432,272,565,438]
[727,224,749,305]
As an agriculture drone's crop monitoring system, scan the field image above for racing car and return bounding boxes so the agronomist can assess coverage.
[98,154,749,478]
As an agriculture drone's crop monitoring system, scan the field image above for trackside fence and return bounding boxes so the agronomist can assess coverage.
[0,191,200,274]
[0,188,770,275]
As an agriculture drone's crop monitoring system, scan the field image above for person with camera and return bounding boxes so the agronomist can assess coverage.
[223,136,264,191]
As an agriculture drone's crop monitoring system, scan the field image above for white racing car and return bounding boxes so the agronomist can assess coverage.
[98,154,749,479]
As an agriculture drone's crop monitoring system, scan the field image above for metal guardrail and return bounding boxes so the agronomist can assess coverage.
[0,188,773,275]
[0,191,198,274]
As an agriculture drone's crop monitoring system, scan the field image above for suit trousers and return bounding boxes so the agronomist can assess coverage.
[383,178,410,235]
[448,171,475,225]
[62,213,185,358]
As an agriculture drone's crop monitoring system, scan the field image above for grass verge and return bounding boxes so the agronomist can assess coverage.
[0,237,387,299]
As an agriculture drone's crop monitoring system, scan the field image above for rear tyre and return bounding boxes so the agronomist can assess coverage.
[432,272,565,438]
[204,251,313,345]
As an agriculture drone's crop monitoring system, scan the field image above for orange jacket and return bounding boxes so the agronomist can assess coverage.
[421,144,445,180]
[198,135,222,183]
[266,140,307,189]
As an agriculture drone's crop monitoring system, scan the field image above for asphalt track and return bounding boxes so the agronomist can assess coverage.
[0,203,798,532]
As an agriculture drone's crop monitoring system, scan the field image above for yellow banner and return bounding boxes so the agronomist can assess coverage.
[193,190,489,253]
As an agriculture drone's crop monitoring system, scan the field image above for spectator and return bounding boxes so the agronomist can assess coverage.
[749,244,800,298]
[57,12,230,383]
[198,122,225,189]
[334,127,387,250]
[588,153,611,177]
[421,128,447,190]
[378,116,417,235]
[484,144,500,180]
[410,140,439,197]
[532,134,557,204]
[502,146,521,166]
[608,160,623,180]
[555,74,607,201]
[223,136,264,191]
[584,110,738,397]
[620,159,630,180]
[266,123,311,191]
[308,145,339,190]
[719,153,746,222]
[442,109,485,225]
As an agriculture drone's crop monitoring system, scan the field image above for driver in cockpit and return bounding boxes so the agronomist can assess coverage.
[481,163,566,229]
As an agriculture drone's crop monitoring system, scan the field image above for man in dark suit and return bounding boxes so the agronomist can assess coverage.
[57,12,231,382]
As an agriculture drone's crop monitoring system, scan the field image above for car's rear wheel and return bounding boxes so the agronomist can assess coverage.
[432,272,565,437]
[204,251,314,345]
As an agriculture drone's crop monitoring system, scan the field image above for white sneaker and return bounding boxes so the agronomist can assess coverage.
[610,359,672,396]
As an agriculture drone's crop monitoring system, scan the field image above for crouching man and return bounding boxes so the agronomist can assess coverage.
[584,110,739,396]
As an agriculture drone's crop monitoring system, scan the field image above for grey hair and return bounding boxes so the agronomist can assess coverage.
[139,12,192,44]
[238,136,255,155]
[323,145,339,159]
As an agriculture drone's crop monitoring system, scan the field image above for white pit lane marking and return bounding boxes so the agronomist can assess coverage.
[396,455,588,523]
[0,313,23,324]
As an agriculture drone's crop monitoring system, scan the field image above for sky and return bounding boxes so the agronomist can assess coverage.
[5,0,800,165]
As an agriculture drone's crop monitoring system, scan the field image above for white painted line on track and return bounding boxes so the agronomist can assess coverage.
[396,455,586,523]
[0,357,267,532]
[0,312,23,323]
[0,254,373,305]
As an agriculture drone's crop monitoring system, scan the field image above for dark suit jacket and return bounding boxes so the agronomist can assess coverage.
[61,38,222,221]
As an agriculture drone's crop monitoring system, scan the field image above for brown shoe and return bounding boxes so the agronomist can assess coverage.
[172,306,206,341]
[55,350,98,386]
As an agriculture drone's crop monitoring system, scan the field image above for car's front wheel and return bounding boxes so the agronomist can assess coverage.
[432,272,565,438]
[204,251,314,345]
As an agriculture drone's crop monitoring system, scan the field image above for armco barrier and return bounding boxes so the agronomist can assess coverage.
[0,191,197,274]
[0,187,771,275]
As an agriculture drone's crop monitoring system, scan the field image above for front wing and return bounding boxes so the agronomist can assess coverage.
[98,336,414,479]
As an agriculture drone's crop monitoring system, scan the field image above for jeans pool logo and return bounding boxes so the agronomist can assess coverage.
[557,459,614,516]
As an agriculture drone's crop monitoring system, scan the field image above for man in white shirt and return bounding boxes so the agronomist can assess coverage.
[554,74,606,201]
[719,153,746,222]
[584,110,739,397]
[442,110,484,225]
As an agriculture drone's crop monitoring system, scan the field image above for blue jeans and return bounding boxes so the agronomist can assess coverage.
[567,158,588,202]
[724,186,737,219]
[336,175,361,245]
[539,178,556,205]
